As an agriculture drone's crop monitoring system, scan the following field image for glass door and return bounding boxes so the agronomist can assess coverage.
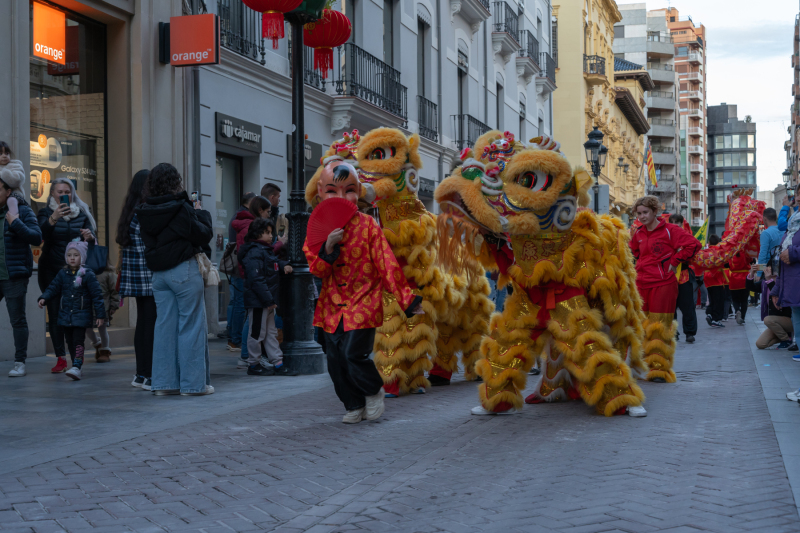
[215,153,242,322]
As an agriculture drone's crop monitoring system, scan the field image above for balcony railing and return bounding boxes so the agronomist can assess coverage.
[288,43,331,92]
[647,32,673,43]
[540,52,556,84]
[584,54,606,76]
[690,182,703,191]
[417,95,438,143]
[492,1,519,43]
[660,173,676,180]
[688,127,703,136]
[647,62,674,71]
[690,164,703,172]
[218,0,266,65]
[691,200,704,210]
[518,30,539,64]
[452,114,490,149]
[649,118,674,126]
[648,90,674,98]
[335,42,408,121]
[651,146,674,153]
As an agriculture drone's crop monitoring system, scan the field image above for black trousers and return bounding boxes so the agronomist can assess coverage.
[39,266,65,357]
[731,289,749,321]
[675,281,697,335]
[135,296,157,378]
[723,286,733,319]
[63,326,86,368]
[707,286,726,322]
[324,320,383,411]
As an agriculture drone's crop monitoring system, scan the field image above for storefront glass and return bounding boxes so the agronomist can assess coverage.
[215,153,242,321]
[29,1,107,243]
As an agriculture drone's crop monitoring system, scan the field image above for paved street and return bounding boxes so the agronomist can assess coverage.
[1,313,800,533]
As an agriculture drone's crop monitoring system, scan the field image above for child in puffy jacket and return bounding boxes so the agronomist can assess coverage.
[85,257,120,363]
[38,242,105,381]
[237,218,297,377]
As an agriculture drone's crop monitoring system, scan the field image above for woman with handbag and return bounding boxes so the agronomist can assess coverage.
[136,163,214,396]
[37,177,97,373]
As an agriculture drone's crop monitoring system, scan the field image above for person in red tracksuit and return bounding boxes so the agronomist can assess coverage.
[702,234,728,327]
[630,196,701,383]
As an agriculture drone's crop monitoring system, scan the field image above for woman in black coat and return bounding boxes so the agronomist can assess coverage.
[37,178,96,372]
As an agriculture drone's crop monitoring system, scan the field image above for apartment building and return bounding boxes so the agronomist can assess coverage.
[552,0,650,217]
[785,13,800,190]
[706,104,756,238]
[665,7,707,225]
[614,3,680,215]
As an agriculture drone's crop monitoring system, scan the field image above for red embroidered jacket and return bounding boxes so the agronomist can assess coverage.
[630,220,701,289]
[304,212,418,333]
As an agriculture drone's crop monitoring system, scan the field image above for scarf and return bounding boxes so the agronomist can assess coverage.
[782,208,800,253]
[48,196,81,222]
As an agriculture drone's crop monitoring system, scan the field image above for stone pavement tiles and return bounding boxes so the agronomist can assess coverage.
[0,323,799,532]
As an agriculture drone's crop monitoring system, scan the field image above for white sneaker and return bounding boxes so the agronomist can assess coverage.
[237,359,248,369]
[786,389,800,401]
[342,408,366,424]
[470,405,517,416]
[410,387,426,394]
[735,311,744,325]
[142,378,152,391]
[181,385,215,396]
[8,362,26,377]
[365,388,385,420]
[627,405,647,417]
[66,367,82,380]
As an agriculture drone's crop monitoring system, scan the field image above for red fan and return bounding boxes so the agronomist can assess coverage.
[306,197,359,253]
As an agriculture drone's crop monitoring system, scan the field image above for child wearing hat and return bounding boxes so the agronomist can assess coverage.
[38,241,105,380]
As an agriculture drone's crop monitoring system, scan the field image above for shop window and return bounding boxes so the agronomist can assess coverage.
[29,1,108,244]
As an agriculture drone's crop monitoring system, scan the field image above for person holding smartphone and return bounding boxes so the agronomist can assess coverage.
[37,177,97,373]
[779,185,800,232]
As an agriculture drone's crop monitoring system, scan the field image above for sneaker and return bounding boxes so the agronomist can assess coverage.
[778,341,792,349]
[711,321,725,328]
[131,375,145,388]
[247,364,274,376]
[385,393,399,398]
[410,387,426,394]
[51,357,68,373]
[793,354,800,363]
[273,364,299,376]
[142,378,152,391]
[470,405,517,416]
[342,408,366,424]
[787,389,800,401]
[529,367,541,376]
[181,385,215,396]
[790,343,799,352]
[675,331,680,340]
[365,388,385,420]
[237,358,248,369]
[66,367,82,380]
[686,335,695,343]
[227,341,241,352]
[627,405,647,417]
[735,311,744,325]
[153,389,180,396]
[8,362,26,377]
[706,315,713,326]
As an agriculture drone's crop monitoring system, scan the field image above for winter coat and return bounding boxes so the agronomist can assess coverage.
[135,191,213,272]
[37,205,94,274]
[40,267,106,328]
[630,220,701,289]
[96,269,120,319]
[228,206,248,244]
[772,229,800,308]
[238,240,289,309]
[2,194,42,279]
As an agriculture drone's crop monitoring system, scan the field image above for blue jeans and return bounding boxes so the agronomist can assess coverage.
[227,276,245,345]
[151,260,210,393]
[792,307,800,345]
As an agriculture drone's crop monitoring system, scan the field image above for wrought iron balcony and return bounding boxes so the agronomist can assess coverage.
[217,0,266,65]
[583,55,606,76]
[452,114,490,149]
[539,52,556,85]
[335,42,408,121]
[492,1,519,43]
[289,44,331,92]
[418,95,438,142]
[518,30,539,62]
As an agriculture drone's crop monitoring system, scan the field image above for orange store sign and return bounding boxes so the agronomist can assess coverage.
[33,2,66,65]
[169,14,220,67]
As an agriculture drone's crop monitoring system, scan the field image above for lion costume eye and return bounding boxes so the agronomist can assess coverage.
[369,146,397,160]
[516,170,552,192]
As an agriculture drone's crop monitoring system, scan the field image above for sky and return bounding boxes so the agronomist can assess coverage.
[625,0,798,191]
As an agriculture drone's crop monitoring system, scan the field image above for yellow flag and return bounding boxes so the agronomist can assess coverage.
[646,143,657,186]
[694,217,709,246]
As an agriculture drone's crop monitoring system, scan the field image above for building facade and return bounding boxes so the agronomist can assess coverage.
[665,8,707,227]
[613,3,680,215]
[552,0,650,217]
[706,104,757,238]
[785,13,800,189]
[0,0,557,359]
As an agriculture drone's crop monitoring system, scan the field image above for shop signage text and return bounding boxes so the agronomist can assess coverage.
[216,113,262,154]
[33,2,66,65]
[168,14,220,67]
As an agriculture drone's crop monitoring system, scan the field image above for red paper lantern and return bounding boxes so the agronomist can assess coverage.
[304,10,352,79]
[242,0,304,49]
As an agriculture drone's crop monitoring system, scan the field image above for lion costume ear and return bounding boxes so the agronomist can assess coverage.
[406,133,423,169]
[573,168,593,207]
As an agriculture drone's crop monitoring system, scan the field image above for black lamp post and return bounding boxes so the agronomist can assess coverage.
[783,168,792,185]
[280,0,327,374]
[584,127,608,213]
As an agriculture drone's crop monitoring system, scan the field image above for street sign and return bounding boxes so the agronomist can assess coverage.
[587,183,610,214]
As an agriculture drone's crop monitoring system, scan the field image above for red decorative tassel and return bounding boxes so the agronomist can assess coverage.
[314,47,334,79]
[262,11,285,49]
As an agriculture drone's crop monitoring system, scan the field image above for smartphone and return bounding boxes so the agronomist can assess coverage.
[191,191,199,202]
[755,264,766,271]
[60,194,70,206]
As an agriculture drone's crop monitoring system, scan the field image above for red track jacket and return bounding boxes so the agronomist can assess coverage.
[630,220,701,289]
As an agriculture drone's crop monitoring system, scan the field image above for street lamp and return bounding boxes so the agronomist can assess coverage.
[583,127,607,213]
[783,168,792,185]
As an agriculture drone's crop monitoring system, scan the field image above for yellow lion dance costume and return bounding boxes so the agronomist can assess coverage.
[435,131,647,417]
[305,128,494,396]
